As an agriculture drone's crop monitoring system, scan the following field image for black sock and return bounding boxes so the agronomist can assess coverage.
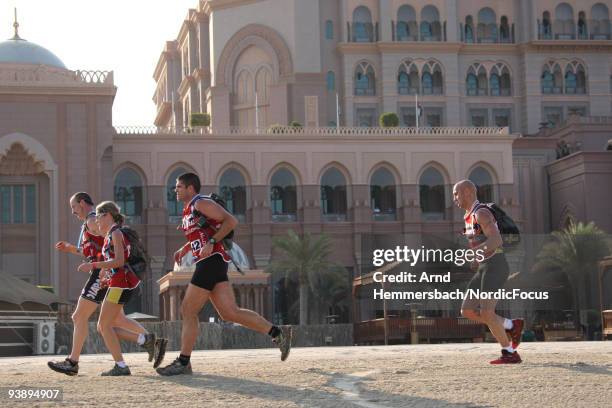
[67,358,78,366]
[178,354,190,366]
[268,326,281,338]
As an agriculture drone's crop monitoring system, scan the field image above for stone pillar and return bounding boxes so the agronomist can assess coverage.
[254,287,261,315]
[209,85,231,128]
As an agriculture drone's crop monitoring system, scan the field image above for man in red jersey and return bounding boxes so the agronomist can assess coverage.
[156,173,291,376]
[453,180,524,364]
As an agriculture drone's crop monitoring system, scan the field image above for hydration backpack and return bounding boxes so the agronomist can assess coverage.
[475,203,521,247]
[192,193,235,251]
[119,226,149,278]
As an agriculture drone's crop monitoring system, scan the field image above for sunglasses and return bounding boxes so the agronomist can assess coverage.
[95,212,108,219]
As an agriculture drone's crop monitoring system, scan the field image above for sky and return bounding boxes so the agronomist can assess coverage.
[1,0,198,126]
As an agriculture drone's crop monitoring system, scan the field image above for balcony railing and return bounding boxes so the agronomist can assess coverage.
[538,19,611,40]
[115,126,511,137]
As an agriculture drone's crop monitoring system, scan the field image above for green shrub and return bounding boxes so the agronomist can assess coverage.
[379,112,399,127]
[189,112,211,127]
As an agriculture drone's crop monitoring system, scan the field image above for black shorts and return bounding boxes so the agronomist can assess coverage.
[464,252,510,302]
[80,269,108,304]
[191,254,229,291]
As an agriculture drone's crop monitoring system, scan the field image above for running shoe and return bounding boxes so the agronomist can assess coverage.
[153,338,168,369]
[506,319,524,349]
[101,364,131,376]
[156,358,192,376]
[141,333,156,362]
[273,325,292,361]
[47,358,78,376]
[490,349,522,364]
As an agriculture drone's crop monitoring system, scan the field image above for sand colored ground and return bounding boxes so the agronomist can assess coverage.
[0,342,611,407]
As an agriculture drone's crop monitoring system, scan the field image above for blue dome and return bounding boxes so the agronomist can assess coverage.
[0,37,66,69]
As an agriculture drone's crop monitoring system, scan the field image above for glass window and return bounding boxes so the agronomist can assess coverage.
[166,168,187,221]
[370,168,396,221]
[400,107,416,127]
[25,185,36,223]
[0,185,10,223]
[321,168,347,221]
[114,168,143,222]
[565,71,577,94]
[12,185,23,224]
[398,71,410,94]
[543,106,563,127]
[467,73,478,96]
[325,20,334,40]
[470,109,488,127]
[219,168,247,220]
[493,109,511,130]
[422,72,433,94]
[419,167,445,220]
[469,167,494,203]
[425,108,443,127]
[327,71,335,91]
[490,74,500,96]
[270,168,297,221]
[356,108,375,127]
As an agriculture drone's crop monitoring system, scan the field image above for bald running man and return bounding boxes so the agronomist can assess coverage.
[453,180,524,364]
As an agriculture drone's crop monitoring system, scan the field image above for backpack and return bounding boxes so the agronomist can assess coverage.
[475,203,521,248]
[192,193,235,251]
[119,226,149,278]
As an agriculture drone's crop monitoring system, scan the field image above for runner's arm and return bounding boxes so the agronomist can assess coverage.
[194,199,237,242]
[473,208,503,257]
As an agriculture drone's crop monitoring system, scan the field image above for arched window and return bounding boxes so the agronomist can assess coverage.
[591,3,611,40]
[575,63,586,94]
[166,167,187,222]
[235,69,254,127]
[354,62,375,96]
[542,11,552,39]
[397,5,417,41]
[325,20,334,40]
[255,67,272,127]
[500,66,511,96]
[353,6,374,42]
[477,66,487,95]
[555,3,575,39]
[430,63,443,95]
[419,167,445,220]
[578,11,588,39]
[477,8,497,43]
[327,71,336,92]
[370,168,396,221]
[490,73,500,96]
[465,15,474,43]
[270,168,297,222]
[398,68,410,94]
[466,72,478,96]
[542,68,554,94]
[469,167,494,203]
[565,68,577,94]
[500,16,510,42]
[321,167,347,221]
[422,70,433,95]
[421,6,441,41]
[219,168,247,222]
[114,168,143,223]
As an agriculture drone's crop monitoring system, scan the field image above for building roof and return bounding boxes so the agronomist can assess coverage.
[0,11,66,69]
[0,37,67,69]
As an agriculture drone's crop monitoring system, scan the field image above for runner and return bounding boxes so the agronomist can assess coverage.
[48,193,164,376]
[452,180,524,364]
[77,200,166,376]
[156,172,291,376]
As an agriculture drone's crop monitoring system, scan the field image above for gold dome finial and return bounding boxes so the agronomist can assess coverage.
[12,8,21,40]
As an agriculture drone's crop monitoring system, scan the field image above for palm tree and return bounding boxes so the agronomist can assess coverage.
[267,230,347,325]
[533,221,611,326]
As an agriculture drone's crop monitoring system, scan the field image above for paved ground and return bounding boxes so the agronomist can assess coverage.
[0,342,611,407]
